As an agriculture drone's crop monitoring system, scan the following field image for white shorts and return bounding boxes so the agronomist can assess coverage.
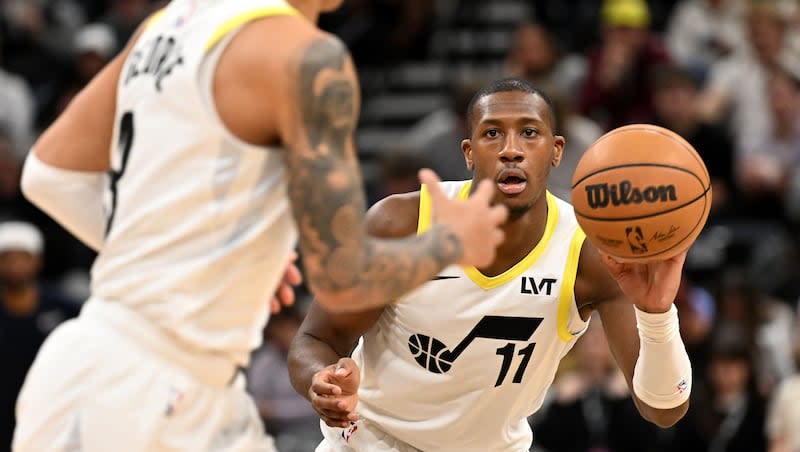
[316,419,420,452]
[13,300,277,452]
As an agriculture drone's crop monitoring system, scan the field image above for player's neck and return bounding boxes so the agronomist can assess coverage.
[286,0,321,23]
[2,282,39,317]
[479,197,549,277]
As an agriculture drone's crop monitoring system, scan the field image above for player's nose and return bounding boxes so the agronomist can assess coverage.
[498,136,524,163]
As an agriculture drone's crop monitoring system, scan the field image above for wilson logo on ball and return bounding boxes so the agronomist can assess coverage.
[585,180,677,209]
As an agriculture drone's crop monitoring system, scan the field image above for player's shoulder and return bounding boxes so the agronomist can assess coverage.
[366,191,421,239]
[227,14,347,74]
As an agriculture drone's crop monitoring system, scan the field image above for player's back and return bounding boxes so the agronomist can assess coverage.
[90,0,300,365]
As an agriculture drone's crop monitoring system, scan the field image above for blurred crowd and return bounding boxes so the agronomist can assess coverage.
[0,0,799,451]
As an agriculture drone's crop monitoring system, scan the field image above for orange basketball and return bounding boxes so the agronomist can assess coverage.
[570,124,712,262]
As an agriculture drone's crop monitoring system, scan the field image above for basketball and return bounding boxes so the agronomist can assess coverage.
[570,124,712,262]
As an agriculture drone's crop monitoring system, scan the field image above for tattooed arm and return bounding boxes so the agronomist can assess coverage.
[280,34,505,312]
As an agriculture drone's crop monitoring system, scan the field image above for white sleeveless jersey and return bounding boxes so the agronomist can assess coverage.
[89,0,300,365]
[353,181,590,452]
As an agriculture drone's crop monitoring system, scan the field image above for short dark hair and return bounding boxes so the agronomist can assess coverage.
[465,77,557,134]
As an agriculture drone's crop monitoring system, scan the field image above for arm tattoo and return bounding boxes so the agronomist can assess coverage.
[287,37,463,305]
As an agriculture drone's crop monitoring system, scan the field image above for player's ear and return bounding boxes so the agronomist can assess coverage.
[551,135,565,168]
[461,139,474,171]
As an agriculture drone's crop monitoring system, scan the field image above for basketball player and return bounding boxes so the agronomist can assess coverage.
[287,78,693,452]
[12,0,508,450]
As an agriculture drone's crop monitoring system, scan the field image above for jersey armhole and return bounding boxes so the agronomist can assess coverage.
[556,227,588,342]
[196,6,302,154]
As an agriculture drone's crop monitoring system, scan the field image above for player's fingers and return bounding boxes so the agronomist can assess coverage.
[270,297,281,314]
[492,229,505,247]
[667,250,688,267]
[284,262,303,286]
[488,204,509,225]
[276,283,295,307]
[311,379,342,396]
[418,169,445,203]
[335,357,358,377]
[312,395,348,413]
[469,179,496,205]
[598,251,625,275]
[321,415,352,429]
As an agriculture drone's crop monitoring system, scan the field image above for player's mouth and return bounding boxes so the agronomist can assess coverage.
[496,168,527,195]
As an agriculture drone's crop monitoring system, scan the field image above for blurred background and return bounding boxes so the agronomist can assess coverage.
[0,0,799,451]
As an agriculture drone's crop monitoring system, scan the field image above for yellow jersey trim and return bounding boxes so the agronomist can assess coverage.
[205,5,300,52]
[557,227,586,342]
[463,186,560,290]
[417,184,432,234]
[145,9,166,32]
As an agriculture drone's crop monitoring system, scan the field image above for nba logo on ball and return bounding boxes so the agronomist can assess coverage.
[571,124,712,262]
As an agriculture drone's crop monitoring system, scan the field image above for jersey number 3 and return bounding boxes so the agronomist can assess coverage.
[106,111,135,235]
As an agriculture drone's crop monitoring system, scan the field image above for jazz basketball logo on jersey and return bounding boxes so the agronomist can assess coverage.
[408,316,543,386]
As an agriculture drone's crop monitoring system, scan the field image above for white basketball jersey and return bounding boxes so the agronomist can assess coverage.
[353,181,590,452]
[89,0,300,365]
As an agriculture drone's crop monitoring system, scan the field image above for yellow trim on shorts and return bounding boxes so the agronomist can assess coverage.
[145,9,166,32]
[417,184,432,235]
[557,227,586,342]
[205,5,300,51]
[463,189,560,290]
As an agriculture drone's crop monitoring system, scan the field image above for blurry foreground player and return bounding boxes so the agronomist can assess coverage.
[13,0,507,450]
[289,78,693,451]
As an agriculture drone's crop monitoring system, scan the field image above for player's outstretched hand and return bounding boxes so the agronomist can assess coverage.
[309,357,361,428]
[599,251,687,313]
[270,252,303,314]
[420,169,508,268]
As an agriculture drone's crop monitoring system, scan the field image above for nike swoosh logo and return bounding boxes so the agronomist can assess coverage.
[432,276,460,280]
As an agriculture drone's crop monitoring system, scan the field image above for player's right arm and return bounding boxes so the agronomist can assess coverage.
[287,193,420,427]
[277,31,506,312]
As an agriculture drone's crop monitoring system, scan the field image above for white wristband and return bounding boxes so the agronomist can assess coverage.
[632,304,692,409]
[21,150,106,251]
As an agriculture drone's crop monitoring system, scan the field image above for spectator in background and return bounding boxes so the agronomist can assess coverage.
[318,0,434,66]
[0,221,79,451]
[577,0,672,130]
[504,22,588,101]
[738,61,800,224]
[1,0,85,103]
[366,151,430,206]
[378,152,429,197]
[671,323,768,452]
[651,64,736,216]
[545,88,603,202]
[697,0,794,155]
[403,80,477,182]
[0,131,25,216]
[0,60,35,161]
[246,307,322,452]
[766,372,800,452]
[99,0,149,50]
[665,0,746,79]
[674,274,717,381]
[43,22,116,123]
[531,315,657,452]
[716,269,797,396]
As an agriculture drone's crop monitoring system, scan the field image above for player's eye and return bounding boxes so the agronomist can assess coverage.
[523,128,538,137]
[486,129,499,138]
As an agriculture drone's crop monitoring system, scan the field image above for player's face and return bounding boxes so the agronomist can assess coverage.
[462,92,564,219]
